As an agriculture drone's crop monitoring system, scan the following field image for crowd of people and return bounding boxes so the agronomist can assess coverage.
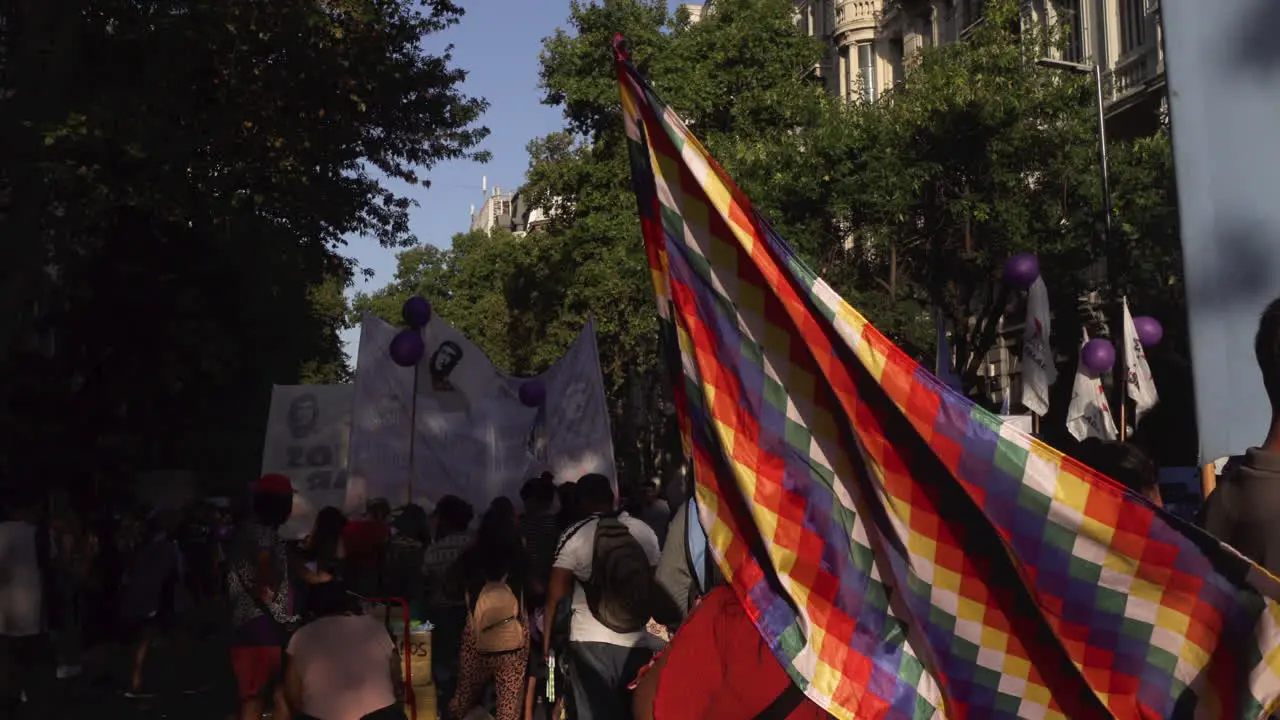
[0,436,1233,720]
[8,302,1280,720]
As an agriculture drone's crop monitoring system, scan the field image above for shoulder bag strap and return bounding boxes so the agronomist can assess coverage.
[751,682,807,720]
[553,516,596,558]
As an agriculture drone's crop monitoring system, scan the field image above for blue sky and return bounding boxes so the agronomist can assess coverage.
[340,0,687,362]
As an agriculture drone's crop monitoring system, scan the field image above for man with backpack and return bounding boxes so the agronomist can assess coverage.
[542,473,662,720]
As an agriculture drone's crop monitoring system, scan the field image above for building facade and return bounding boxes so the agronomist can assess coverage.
[469,187,514,234]
[792,0,1165,134]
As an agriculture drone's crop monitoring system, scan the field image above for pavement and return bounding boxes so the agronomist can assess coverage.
[50,635,237,719]
[39,603,239,720]
[42,603,442,720]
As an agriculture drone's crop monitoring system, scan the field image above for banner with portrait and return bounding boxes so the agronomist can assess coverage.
[261,384,354,539]
[348,313,616,513]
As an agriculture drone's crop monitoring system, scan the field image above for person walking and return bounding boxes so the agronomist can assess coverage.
[446,506,531,720]
[542,474,662,720]
[227,474,298,720]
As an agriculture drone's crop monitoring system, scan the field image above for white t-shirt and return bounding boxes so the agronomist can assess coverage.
[552,513,662,648]
[287,614,397,720]
[0,521,44,637]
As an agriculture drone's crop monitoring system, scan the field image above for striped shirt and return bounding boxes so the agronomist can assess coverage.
[519,511,560,586]
[422,532,471,608]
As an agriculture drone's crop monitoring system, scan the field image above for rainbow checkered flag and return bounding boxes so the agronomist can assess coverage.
[614,37,1280,720]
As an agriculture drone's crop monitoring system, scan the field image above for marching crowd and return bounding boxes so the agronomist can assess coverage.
[0,447,1161,720]
[7,302,1280,720]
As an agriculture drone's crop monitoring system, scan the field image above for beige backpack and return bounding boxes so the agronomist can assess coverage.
[467,574,524,654]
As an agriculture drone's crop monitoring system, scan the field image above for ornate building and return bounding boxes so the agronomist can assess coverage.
[786,0,1166,135]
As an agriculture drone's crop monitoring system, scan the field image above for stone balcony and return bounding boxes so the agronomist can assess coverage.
[1109,44,1163,102]
[834,0,883,35]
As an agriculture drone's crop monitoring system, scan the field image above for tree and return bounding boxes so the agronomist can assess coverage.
[830,0,1182,408]
[2,0,489,486]
[357,0,1187,479]
[356,0,846,486]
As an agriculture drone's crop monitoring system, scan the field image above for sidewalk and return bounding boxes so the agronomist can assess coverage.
[50,612,237,719]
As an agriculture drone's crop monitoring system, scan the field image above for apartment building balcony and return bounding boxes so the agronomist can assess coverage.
[833,0,881,37]
[1108,44,1163,106]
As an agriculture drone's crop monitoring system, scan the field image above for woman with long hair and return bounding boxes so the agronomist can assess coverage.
[301,507,347,581]
[445,506,530,720]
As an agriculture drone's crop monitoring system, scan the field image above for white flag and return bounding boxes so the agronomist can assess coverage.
[1066,331,1119,442]
[1122,297,1159,424]
[1020,276,1056,416]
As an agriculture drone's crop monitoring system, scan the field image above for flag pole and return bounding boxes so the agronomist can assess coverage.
[1200,462,1216,500]
[407,365,418,507]
[1117,313,1128,441]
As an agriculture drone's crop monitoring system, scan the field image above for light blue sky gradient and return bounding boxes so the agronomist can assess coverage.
[340,0,687,362]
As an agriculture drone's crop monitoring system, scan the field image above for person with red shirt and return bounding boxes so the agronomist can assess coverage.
[341,499,392,596]
[631,584,830,720]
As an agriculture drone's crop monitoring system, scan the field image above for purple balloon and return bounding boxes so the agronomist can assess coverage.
[519,380,547,408]
[402,296,432,329]
[1003,253,1041,290]
[1081,338,1117,374]
[1133,315,1163,347]
[388,329,425,367]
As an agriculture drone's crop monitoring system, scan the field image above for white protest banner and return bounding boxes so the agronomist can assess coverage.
[348,314,415,512]
[261,384,354,539]
[350,313,616,512]
[540,318,617,485]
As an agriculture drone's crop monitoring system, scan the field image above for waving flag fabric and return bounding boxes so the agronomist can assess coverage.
[613,38,1280,720]
[1122,298,1160,425]
[1021,276,1056,417]
[1066,331,1120,443]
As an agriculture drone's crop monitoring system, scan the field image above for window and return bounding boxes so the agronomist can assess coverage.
[1057,0,1084,62]
[889,37,905,86]
[1120,0,1146,54]
[796,2,811,35]
[918,12,934,48]
[857,42,877,103]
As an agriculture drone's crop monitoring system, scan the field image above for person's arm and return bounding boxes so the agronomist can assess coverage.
[543,524,588,659]
[389,650,405,703]
[283,651,304,712]
[631,647,669,720]
[543,567,574,658]
[254,548,277,603]
[653,501,692,626]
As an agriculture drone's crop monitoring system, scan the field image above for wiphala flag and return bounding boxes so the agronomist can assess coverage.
[614,35,1280,720]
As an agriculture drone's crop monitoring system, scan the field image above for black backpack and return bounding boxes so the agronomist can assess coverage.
[583,515,653,633]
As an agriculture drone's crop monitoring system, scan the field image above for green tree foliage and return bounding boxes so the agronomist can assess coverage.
[833,0,1183,448]
[359,0,1184,479]
[2,0,488,485]
[839,0,1109,388]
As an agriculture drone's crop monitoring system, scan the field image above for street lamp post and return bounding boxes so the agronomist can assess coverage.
[1036,57,1126,439]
